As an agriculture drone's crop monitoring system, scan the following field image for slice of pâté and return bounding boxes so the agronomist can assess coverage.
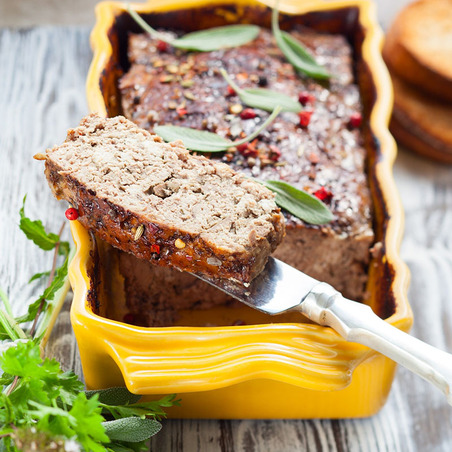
[37,114,285,284]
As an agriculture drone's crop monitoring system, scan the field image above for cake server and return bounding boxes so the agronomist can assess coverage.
[195,257,452,405]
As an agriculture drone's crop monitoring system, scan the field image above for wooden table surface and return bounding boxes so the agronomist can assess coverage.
[1,26,452,452]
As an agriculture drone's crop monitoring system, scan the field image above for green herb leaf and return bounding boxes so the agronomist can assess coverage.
[0,373,15,387]
[29,393,109,452]
[19,196,61,251]
[102,394,181,422]
[127,5,259,52]
[15,257,68,324]
[155,106,281,152]
[1,205,177,451]
[220,69,301,112]
[172,25,259,51]
[271,8,330,80]
[154,126,231,152]
[0,310,27,341]
[68,394,111,450]
[237,87,301,112]
[28,270,51,284]
[264,180,334,224]
[86,387,142,406]
[0,288,13,318]
[103,417,162,442]
[106,445,137,452]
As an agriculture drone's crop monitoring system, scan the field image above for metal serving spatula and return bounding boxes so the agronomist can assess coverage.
[195,257,452,405]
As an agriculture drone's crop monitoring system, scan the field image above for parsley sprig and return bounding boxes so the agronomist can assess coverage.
[0,198,179,451]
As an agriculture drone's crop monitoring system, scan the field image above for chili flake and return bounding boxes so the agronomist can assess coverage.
[298,110,313,128]
[314,187,333,203]
[226,86,236,96]
[269,145,281,162]
[150,244,161,254]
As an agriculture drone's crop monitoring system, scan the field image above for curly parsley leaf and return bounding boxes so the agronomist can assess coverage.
[0,341,179,450]
[0,198,178,450]
[29,394,109,452]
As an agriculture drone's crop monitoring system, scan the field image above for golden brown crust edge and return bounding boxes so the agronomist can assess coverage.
[390,112,452,164]
[387,73,452,164]
[383,0,452,103]
[45,157,286,283]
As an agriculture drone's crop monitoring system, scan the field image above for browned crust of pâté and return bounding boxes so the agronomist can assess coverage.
[44,147,284,284]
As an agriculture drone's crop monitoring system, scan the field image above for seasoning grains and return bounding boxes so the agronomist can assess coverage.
[118,25,375,301]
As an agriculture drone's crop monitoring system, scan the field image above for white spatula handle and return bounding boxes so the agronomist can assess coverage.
[299,283,452,405]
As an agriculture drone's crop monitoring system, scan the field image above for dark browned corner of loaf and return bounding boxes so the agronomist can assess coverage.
[42,114,285,285]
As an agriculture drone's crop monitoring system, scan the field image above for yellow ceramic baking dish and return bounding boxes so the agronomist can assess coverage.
[71,0,412,418]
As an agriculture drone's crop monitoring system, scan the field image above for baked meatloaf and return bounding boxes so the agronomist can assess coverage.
[119,27,374,302]
[39,114,285,284]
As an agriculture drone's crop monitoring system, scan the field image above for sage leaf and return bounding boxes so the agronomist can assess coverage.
[172,25,260,51]
[106,444,137,452]
[103,417,162,442]
[221,69,301,112]
[264,180,334,224]
[155,106,281,152]
[238,88,302,112]
[153,126,231,152]
[127,5,259,52]
[271,8,330,80]
[85,387,142,406]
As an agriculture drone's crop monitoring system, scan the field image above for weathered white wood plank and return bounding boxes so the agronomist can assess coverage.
[1,27,452,452]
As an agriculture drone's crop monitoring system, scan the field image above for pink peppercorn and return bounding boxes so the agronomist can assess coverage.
[65,207,79,221]
[314,187,333,203]
[156,40,169,52]
[240,108,257,120]
[298,92,314,106]
[349,112,362,128]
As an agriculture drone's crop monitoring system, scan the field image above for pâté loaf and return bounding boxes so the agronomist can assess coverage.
[39,113,285,284]
[119,26,374,303]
